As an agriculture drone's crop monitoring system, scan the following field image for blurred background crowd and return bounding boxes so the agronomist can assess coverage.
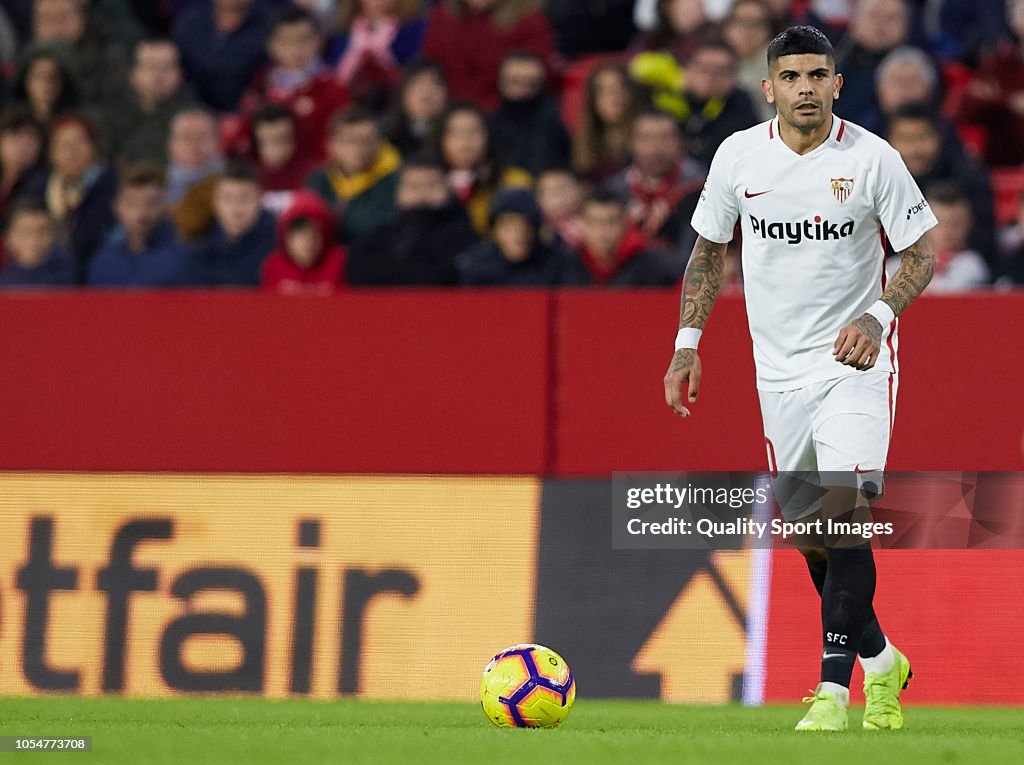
[0,0,1021,293]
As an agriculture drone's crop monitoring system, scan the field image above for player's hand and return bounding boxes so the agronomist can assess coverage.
[833,313,883,370]
[664,349,702,417]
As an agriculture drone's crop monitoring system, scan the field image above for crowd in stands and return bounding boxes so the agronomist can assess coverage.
[0,0,1022,292]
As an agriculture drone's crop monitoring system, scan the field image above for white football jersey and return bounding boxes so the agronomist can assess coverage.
[691,115,938,392]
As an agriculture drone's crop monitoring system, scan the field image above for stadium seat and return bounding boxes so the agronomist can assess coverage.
[220,113,249,156]
[941,60,973,117]
[956,123,987,161]
[990,168,1024,226]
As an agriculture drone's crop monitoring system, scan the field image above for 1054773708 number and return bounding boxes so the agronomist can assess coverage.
[0,737,92,751]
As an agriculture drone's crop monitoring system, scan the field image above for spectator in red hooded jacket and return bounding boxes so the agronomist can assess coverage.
[421,0,554,111]
[562,187,677,287]
[240,7,350,163]
[261,189,346,295]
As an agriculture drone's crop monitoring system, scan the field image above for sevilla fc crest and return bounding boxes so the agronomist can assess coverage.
[831,177,854,204]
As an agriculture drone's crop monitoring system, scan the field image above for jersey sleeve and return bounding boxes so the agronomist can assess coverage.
[690,139,739,244]
[872,146,938,252]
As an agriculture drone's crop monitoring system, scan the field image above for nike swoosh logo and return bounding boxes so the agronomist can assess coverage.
[822,652,846,660]
[744,188,773,198]
[854,465,880,474]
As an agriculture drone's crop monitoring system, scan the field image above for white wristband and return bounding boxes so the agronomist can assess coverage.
[674,328,702,350]
[865,300,895,328]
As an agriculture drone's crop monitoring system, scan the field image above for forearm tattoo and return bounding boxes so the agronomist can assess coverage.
[679,236,727,329]
[881,237,935,317]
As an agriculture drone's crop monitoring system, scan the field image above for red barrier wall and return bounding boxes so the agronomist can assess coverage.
[554,292,1024,473]
[554,290,764,474]
[765,549,1024,705]
[0,291,552,473]
[0,290,1022,473]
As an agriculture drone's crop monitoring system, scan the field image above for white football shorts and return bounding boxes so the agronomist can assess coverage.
[759,371,897,520]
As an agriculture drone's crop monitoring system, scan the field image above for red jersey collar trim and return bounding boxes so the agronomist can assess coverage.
[769,116,845,144]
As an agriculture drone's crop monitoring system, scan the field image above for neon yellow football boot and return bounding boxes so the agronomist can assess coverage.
[795,684,849,731]
[862,645,912,730]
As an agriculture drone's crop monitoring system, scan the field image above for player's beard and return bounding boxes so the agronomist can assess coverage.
[784,100,829,133]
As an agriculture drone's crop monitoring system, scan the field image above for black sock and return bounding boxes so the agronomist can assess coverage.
[858,616,886,659]
[819,546,877,687]
[805,554,887,660]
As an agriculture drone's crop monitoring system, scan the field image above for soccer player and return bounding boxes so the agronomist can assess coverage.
[663,27,937,731]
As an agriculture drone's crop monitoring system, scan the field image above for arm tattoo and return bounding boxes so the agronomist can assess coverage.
[881,234,935,317]
[679,236,727,329]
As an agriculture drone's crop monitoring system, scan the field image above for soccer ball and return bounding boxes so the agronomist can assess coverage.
[480,643,576,728]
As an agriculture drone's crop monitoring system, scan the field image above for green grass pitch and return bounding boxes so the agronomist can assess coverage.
[1,696,1022,764]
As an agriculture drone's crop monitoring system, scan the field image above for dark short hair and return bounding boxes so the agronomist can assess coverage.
[4,200,52,231]
[888,101,938,127]
[0,104,43,137]
[330,105,380,135]
[252,103,295,130]
[171,105,219,134]
[690,38,738,64]
[400,59,447,88]
[633,107,681,134]
[583,185,628,210]
[766,25,834,66]
[925,180,967,207]
[119,161,166,192]
[286,216,318,234]
[218,160,261,187]
[273,6,318,32]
